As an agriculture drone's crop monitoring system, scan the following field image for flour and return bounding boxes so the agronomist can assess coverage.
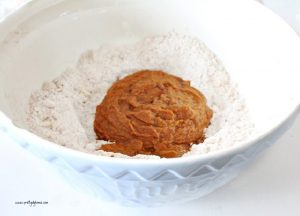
[27,33,255,159]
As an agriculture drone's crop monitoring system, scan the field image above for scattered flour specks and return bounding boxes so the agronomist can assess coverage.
[27,33,255,159]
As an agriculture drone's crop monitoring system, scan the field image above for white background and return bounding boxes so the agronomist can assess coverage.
[0,1,300,215]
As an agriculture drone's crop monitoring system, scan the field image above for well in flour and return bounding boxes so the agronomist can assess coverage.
[27,33,255,159]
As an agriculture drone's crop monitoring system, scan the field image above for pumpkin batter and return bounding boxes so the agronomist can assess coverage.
[94,70,212,158]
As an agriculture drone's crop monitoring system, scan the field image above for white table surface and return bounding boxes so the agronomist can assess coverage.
[1,1,300,215]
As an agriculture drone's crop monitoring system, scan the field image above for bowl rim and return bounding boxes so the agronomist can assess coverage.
[0,0,300,166]
[1,105,299,167]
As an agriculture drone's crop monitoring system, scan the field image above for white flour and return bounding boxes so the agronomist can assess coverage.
[27,33,255,159]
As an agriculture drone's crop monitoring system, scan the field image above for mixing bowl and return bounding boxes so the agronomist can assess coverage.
[0,0,299,206]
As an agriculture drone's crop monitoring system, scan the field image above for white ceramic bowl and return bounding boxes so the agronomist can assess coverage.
[0,0,299,206]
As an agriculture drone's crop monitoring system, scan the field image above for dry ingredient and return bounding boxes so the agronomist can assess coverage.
[27,33,255,159]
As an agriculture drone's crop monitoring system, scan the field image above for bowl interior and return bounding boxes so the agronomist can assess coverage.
[0,0,299,141]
